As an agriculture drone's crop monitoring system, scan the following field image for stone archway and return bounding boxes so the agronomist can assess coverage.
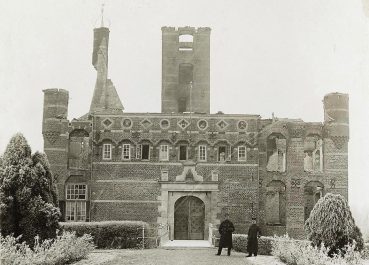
[174,196,205,240]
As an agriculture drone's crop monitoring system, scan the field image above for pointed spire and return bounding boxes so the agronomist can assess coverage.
[100,3,105,27]
[89,32,124,114]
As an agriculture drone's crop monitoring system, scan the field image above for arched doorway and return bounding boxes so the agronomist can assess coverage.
[304,181,324,221]
[174,196,205,240]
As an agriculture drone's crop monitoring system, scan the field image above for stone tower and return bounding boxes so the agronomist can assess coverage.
[42,88,69,196]
[89,26,124,115]
[323,92,349,198]
[161,27,211,114]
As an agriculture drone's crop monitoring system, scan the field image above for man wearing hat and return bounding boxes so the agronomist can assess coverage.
[246,217,261,257]
[216,213,235,256]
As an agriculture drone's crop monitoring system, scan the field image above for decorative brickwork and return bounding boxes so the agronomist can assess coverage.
[42,24,349,240]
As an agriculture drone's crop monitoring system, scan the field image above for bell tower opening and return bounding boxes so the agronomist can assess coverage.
[161,26,211,114]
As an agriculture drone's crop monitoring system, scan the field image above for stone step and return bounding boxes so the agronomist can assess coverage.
[160,240,214,249]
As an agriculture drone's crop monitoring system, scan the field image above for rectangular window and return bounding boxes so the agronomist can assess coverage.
[142,144,150,160]
[66,184,87,222]
[199,145,207,161]
[238,146,247,161]
[66,184,87,200]
[159,145,169,161]
[136,144,142,159]
[218,146,226,162]
[66,201,86,222]
[179,145,187,161]
[102,144,112,160]
[122,144,130,160]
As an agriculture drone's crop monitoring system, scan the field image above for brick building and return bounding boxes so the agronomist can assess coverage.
[42,24,349,240]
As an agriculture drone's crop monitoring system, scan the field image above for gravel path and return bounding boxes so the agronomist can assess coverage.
[73,248,284,265]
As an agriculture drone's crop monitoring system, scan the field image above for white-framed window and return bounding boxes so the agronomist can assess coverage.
[66,201,86,222]
[198,145,207,161]
[102,144,112,160]
[179,145,188,161]
[122,144,131,160]
[218,146,226,162]
[66,184,87,200]
[66,184,87,222]
[238,146,247,161]
[136,144,150,160]
[159,145,169,161]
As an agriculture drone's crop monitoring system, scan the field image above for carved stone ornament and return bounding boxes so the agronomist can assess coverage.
[331,136,348,150]
[43,131,60,144]
[291,178,301,188]
[289,124,305,138]
[132,131,141,140]
[330,178,336,189]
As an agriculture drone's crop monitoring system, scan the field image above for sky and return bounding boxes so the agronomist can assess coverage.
[0,0,368,232]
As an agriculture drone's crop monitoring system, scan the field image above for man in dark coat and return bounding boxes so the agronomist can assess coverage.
[216,213,235,256]
[246,218,261,257]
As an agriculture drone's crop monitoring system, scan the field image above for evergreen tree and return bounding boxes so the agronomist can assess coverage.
[0,133,60,246]
[305,193,364,256]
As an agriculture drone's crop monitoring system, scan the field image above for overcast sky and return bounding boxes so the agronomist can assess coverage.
[0,0,368,226]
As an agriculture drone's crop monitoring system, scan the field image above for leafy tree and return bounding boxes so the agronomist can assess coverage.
[0,133,60,246]
[305,193,364,256]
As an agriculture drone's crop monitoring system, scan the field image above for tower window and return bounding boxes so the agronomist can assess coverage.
[179,34,193,43]
[102,144,112,160]
[179,64,193,84]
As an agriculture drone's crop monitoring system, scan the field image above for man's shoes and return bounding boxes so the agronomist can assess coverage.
[254,254,257,256]
[246,254,252,257]
[215,254,221,256]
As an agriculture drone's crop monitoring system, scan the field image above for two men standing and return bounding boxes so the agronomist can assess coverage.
[216,215,261,257]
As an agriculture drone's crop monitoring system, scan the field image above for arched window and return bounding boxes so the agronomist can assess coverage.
[179,34,193,43]
[136,140,151,160]
[304,135,323,172]
[158,141,171,161]
[69,130,90,169]
[266,133,286,172]
[304,181,324,221]
[266,180,286,225]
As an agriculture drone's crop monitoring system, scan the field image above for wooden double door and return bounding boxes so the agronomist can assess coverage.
[174,196,205,240]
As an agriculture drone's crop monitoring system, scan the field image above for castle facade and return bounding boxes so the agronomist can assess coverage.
[42,25,349,240]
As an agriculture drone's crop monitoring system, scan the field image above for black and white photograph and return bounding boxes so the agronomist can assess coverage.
[0,1,368,264]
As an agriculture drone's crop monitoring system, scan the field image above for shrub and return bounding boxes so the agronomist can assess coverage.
[60,221,155,249]
[232,234,279,255]
[0,231,94,265]
[0,133,60,246]
[272,235,363,265]
[305,193,364,256]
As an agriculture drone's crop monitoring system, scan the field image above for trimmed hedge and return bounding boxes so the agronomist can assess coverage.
[60,221,156,249]
[233,234,274,255]
[233,234,310,255]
